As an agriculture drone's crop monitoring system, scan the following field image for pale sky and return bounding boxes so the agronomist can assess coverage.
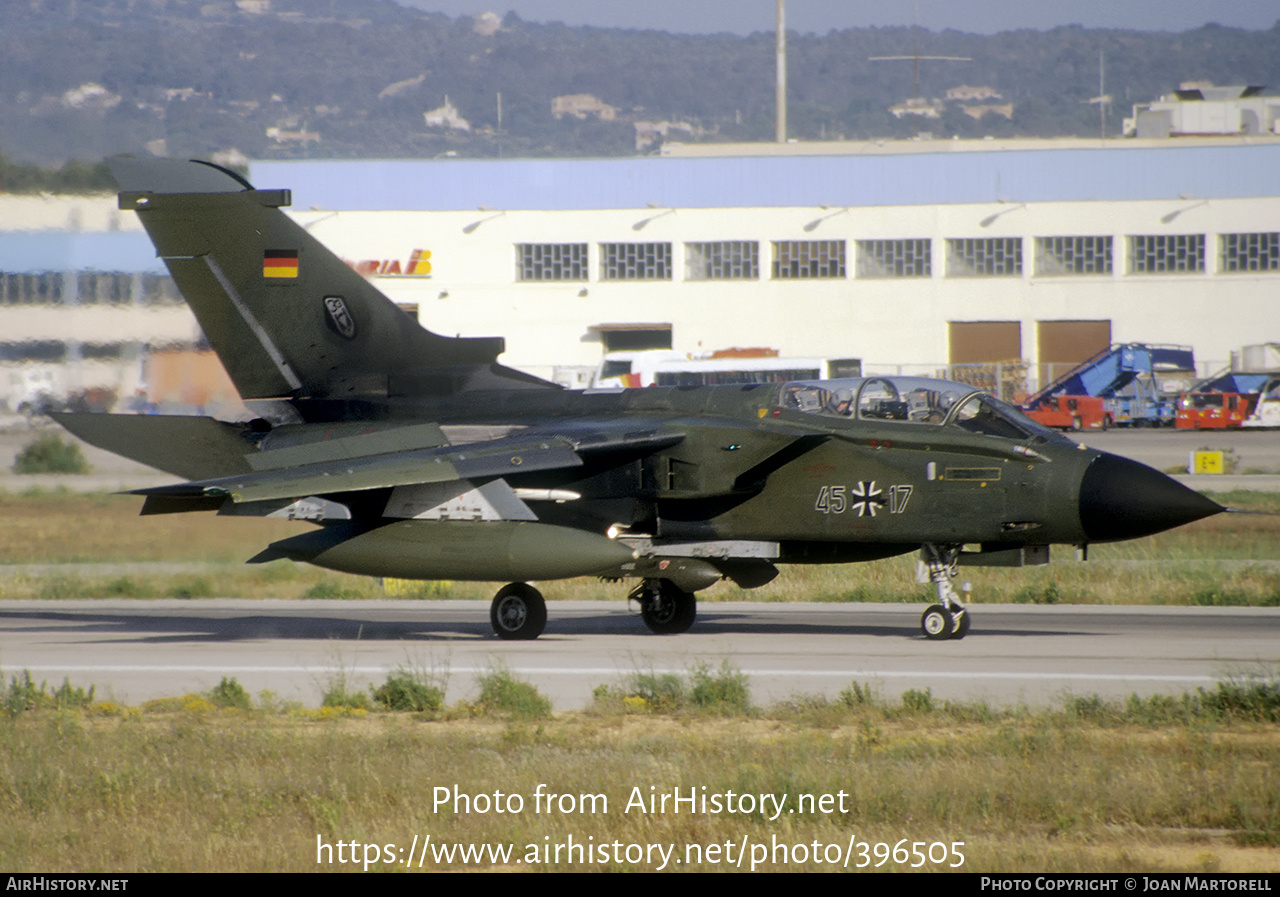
[401,0,1280,35]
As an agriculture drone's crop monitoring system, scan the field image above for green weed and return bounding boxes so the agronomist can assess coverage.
[320,670,372,712]
[1014,581,1062,604]
[207,677,252,711]
[1199,672,1280,722]
[689,660,752,714]
[473,665,551,719]
[593,662,754,715]
[371,667,445,713]
[303,579,371,600]
[12,435,89,474]
[900,687,934,713]
[168,576,216,599]
[3,670,95,717]
[839,681,875,707]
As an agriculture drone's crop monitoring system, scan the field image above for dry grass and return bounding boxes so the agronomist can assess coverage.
[0,490,302,564]
[0,488,1275,606]
[0,696,1276,872]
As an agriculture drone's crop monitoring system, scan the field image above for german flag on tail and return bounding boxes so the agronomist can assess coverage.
[263,249,299,279]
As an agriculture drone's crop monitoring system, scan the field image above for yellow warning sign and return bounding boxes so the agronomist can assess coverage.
[1189,451,1225,474]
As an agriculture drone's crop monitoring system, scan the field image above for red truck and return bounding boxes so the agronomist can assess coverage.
[1024,395,1111,430]
[1175,391,1257,429]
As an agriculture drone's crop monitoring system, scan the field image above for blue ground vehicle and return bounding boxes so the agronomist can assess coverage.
[1023,344,1196,429]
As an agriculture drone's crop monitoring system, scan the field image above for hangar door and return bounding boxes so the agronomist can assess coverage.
[1036,320,1111,391]
[948,321,1023,402]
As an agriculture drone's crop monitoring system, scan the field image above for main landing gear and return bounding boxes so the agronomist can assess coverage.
[919,543,970,641]
[629,578,697,635]
[488,577,698,640]
[490,582,547,640]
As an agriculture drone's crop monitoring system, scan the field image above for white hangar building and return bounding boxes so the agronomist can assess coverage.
[1,138,1276,411]
[255,137,1280,396]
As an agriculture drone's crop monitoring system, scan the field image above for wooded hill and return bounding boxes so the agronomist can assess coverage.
[3,0,1278,168]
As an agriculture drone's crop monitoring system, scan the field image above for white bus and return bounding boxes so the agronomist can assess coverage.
[592,349,862,389]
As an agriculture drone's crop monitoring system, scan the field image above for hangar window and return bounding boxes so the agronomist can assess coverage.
[685,241,759,280]
[772,241,845,279]
[1219,233,1280,273]
[2,272,180,307]
[1035,236,1112,276]
[82,343,125,360]
[0,340,66,363]
[601,243,671,280]
[947,238,1022,277]
[137,274,182,306]
[856,239,931,278]
[517,243,589,282]
[593,324,673,352]
[0,272,63,305]
[75,273,132,305]
[1128,234,1204,274]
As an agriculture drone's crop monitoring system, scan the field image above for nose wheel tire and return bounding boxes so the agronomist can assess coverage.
[922,604,969,640]
[490,582,546,640]
[921,605,952,640]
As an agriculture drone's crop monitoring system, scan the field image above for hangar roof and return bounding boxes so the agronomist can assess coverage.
[251,141,1280,212]
[0,231,165,275]
[3,141,1276,275]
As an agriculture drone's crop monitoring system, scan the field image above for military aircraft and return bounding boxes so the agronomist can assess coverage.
[55,158,1224,641]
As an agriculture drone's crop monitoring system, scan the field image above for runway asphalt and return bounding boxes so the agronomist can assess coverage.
[1,599,1276,711]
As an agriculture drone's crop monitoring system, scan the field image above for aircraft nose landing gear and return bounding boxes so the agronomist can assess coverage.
[490,582,547,640]
[630,578,697,634]
[919,543,970,640]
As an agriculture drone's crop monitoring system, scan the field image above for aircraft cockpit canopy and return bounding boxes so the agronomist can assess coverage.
[778,376,1057,441]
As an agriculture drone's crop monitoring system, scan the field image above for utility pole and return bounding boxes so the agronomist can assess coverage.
[869,5,971,126]
[867,52,973,104]
[1099,52,1107,138]
[775,0,787,143]
[1088,52,1112,140]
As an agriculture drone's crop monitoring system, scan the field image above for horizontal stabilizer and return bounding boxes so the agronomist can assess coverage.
[50,412,254,480]
[140,494,226,515]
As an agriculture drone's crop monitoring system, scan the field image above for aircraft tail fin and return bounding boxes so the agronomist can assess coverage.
[109,157,554,401]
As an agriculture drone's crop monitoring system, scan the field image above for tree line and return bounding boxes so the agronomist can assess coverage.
[1,0,1276,174]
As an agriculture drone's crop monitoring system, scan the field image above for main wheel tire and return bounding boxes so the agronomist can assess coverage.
[921,604,952,640]
[490,582,546,640]
[950,609,970,639]
[640,580,697,635]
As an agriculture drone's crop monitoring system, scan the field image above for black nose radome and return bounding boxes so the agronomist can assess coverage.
[1078,452,1224,543]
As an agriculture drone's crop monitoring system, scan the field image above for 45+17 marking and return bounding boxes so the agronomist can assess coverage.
[814,481,913,517]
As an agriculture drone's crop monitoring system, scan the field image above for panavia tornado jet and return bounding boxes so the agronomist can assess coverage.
[55,158,1224,641]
